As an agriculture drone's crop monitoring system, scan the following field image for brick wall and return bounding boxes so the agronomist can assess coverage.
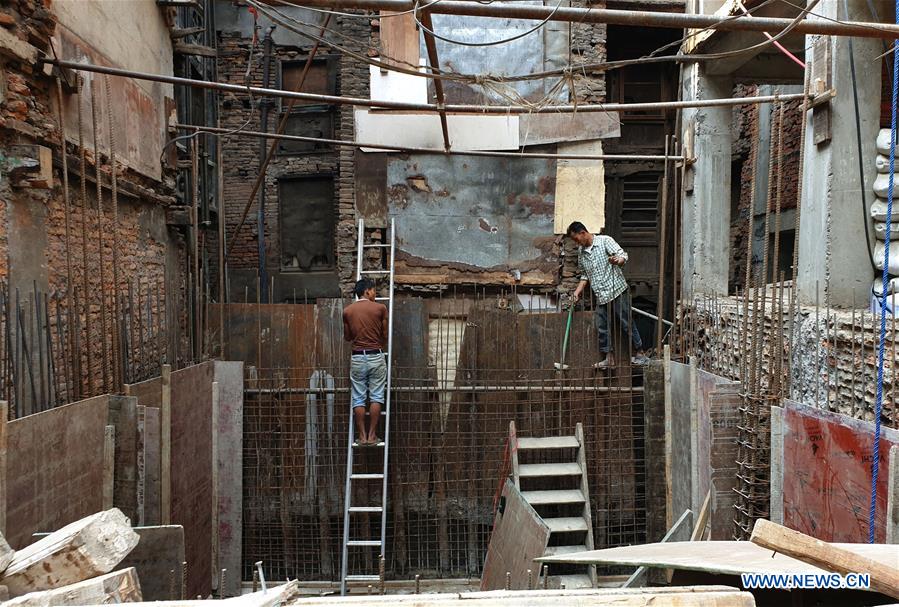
[1,0,188,409]
[217,13,370,296]
[730,85,803,291]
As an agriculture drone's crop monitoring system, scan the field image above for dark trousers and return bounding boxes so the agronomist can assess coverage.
[595,290,643,353]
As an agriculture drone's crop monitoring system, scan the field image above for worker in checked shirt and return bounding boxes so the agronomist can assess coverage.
[568,221,649,368]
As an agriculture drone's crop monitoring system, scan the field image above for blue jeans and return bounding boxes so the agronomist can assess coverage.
[595,291,643,353]
[350,353,387,408]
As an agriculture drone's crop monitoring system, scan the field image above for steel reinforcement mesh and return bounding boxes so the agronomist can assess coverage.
[227,297,650,582]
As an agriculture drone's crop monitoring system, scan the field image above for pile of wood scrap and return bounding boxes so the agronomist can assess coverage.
[0,508,297,607]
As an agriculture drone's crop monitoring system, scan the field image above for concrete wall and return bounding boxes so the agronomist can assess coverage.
[52,0,173,180]
[681,65,733,297]
[796,1,888,307]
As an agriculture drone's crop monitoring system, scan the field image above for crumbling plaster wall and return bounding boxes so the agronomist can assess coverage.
[1,0,187,403]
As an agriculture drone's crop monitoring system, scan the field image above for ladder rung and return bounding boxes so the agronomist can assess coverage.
[360,270,390,275]
[353,441,386,448]
[349,506,383,513]
[350,473,385,480]
[344,575,381,582]
[364,244,391,248]
[375,297,390,301]
[347,540,382,547]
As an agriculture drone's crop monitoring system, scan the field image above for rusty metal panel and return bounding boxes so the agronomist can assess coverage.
[783,400,899,542]
[6,396,109,549]
[209,303,318,370]
[387,155,557,284]
[170,361,215,599]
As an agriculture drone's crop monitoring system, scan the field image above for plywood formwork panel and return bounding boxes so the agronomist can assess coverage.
[5,396,109,549]
[170,362,215,599]
[782,400,899,543]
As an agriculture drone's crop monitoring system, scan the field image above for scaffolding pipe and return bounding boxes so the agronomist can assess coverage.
[44,59,808,115]
[245,385,645,394]
[174,123,684,161]
[261,0,899,38]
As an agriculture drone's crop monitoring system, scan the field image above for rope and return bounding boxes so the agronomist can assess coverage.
[870,0,899,544]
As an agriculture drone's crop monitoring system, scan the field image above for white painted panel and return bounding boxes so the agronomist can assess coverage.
[355,109,519,151]
[369,63,429,105]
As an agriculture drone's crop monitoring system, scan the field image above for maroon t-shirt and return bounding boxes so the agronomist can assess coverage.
[343,299,388,350]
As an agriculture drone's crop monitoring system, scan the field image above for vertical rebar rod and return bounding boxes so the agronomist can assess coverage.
[77,78,94,396]
[852,301,858,417]
[104,76,123,392]
[56,78,78,400]
[34,284,45,410]
[191,137,201,361]
[90,80,110,393]
[742,102,761,384]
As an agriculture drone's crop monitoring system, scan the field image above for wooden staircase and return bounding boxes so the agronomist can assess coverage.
[510,421,597,589]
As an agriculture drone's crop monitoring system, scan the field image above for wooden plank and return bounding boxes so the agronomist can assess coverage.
[212,361,243,597]
[3,567,141,607]
[518,463,581,478]
[70,580,299,607]
[750,519,899,600]
[288,586,755,606]
[116,526,185,601]
[517,436,579,450]
[139,407,161,526]
[161,364,172,525]
[690,492,711,542]
[537,540,899,576]
[379,11,420,70]
[0,400,6,536]
[107,395,140,520]
[103,425,115,510]
[480,479,550,591]
[0,508,139,597]
[6,396,109,548]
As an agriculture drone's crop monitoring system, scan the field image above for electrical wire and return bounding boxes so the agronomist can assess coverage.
[842,0,879,275]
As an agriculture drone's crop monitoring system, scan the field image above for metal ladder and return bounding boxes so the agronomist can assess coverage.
[339,217,395,595]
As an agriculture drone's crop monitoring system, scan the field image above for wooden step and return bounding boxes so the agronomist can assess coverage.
[554,574,593,589]
[544,517,589,533]
[518,436,579,450]
[518,463,581,478]
[521,489,585,505]
[542,544,588,557]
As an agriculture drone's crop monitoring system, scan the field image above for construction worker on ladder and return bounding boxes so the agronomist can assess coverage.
[343,278,389,446]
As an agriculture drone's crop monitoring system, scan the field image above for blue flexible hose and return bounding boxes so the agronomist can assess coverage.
[870,5,899,544]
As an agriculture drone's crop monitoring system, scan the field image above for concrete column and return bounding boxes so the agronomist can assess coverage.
[681,64,733,298]
[797,0,888,307]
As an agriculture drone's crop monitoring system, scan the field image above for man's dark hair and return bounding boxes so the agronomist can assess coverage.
[567,221,588,236]
[354,278,375,298]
